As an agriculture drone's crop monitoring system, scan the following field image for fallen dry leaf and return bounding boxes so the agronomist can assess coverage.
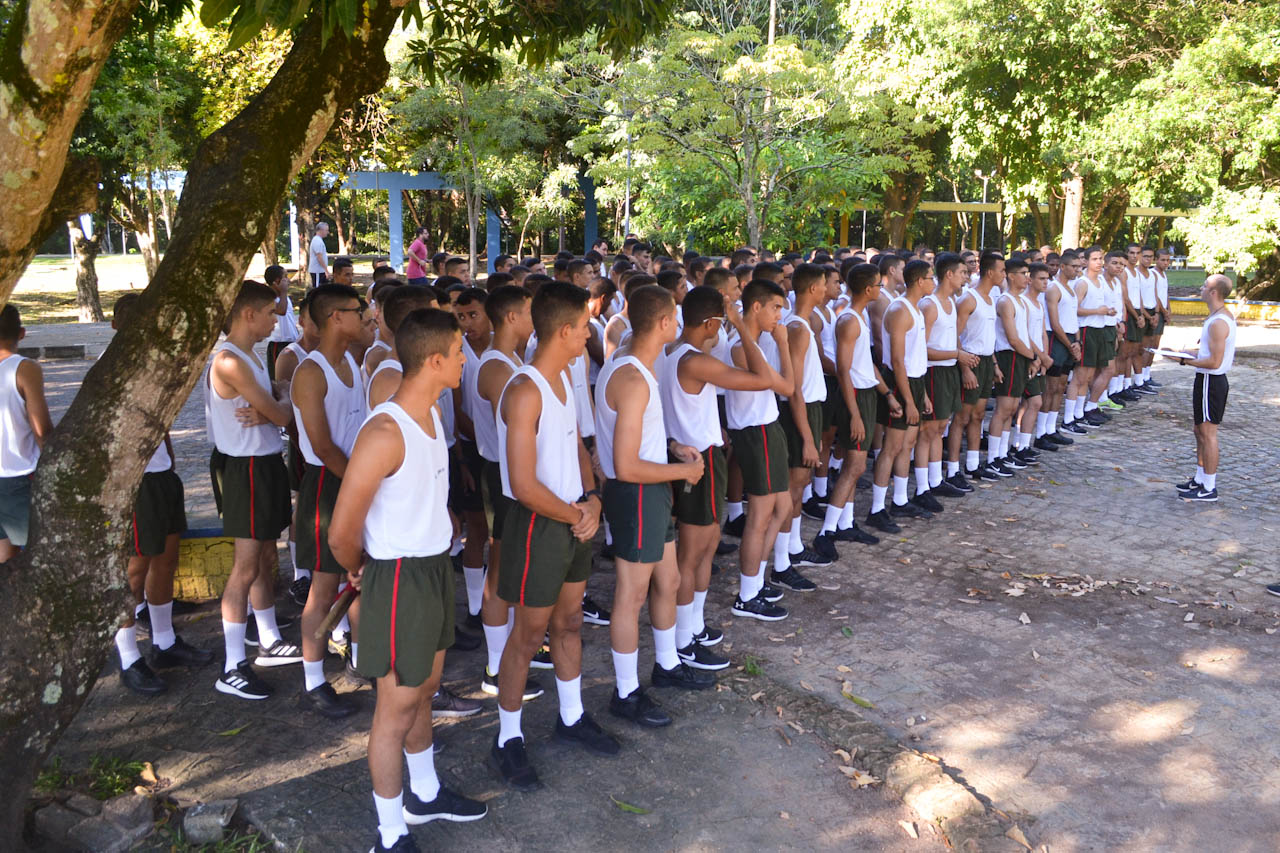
[957,598,981,605]
[780,811,790,820]
[800,680,814,691]
[1032,649,1041,660]
[836,664,851,673]
[787,721,805,734]
[1006,824,1033,849]
[140,762,157,784]
[1266,628,1277,635]
[834,748,853,764]
[1019,612,1032,625]
[776,727,792,746]
[1004,587,1027,597]
[837,765,858,778]
[899,820,919,839]
[848,769,879,788]
[1184,612,1195,622]
[750,691,765,702]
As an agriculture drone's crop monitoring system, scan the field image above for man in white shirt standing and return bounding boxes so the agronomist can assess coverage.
[309,222,330,288]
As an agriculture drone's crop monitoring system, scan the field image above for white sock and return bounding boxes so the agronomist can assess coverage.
[653,625,679,670]
[463,566,486,616]
[1075,395,1087,417]
[351,642,358,667]
[966,450,980,472]
[828,450,840,469]
[999,431,1011,458]
[1143,367,1151,381]
[871,484,887,513]
[1195,465,1205,483]
[802,484,813,502]
[255,605,284,649]
[149,600,176,651]
[946,460,960,477]
[612,648,639,699]
[986,435,1000,463]
[115,625,141,670]
[788,517,802,553]
[739,572,756,601]
[373,792,408,849]
[914,467,929,494]
[1018,432,1033,450]
[839,501,855,528]
[222,620,246,672]
[1202,472,1217,490]
[691,589,708,634]
[675,602,696,649]
[1048,412,1059,433]
[557,675,584,726]
[892,475,908,506]
[405,745,440,802]
[497,706,523,746]
[727,501,744,521]
[773,533,791,571]
[1035,412,1049,437]
[483,621,509,677]
[1085,400,1098,412]
[303,659,326,691]
[755,563,768,597]
[814,476,828,497]
[928,461,943,488]
[821,503,842,534]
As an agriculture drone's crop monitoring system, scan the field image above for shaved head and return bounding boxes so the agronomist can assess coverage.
[1206,274,1232,300]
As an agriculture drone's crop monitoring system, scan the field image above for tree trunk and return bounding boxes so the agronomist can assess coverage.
[260,203,283,266]
[1061,172,1084,249]
[135,226,159,281]
[744,185,761,249]
[1027,196,1047,250]
[67,219,105,322]
[332,193,350,255]
[0,6,398,846]
[881,171,926,248]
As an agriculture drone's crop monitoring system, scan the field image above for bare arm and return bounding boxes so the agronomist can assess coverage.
[211,351,292,426]
[16,360,53,448]
[367,366,400,409]
[810,311,836,374]
[328,414,403,584]
[786,318,818,463]
[608,367,701,484]
[1183,318,1229,370]
[997,298,1035,359]
[290,361,348,477]
[274,348,300,384]
[834,316,866,445]
[586,322,604,369]
[502,377,581,525]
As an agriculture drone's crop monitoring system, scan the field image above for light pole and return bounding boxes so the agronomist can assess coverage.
[974,169,990,250]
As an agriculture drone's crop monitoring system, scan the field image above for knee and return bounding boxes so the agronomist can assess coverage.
[551,608,583,637]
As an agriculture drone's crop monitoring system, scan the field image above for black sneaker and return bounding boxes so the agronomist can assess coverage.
[149,635,214,669]
[759,581,784,603]
[1047,430,1074,445]
[289,575,311,607]
[530,645,554,670]
[724,515,746,538]
[833,524,879,545]
[1013,448,1041,466]
[609,686,671,727]
[256,639,304,667]
[1181,487,1218,502]
[1063,420,1090,434]
[1176,477,1200,493]
[811,531,839,563]
[677,642,730,671]
[1148,378,1162,389]
[800,497,827,521]
[911,490,944,513]
[553,711,621,755]
[978,463,1006,480]
[121,659,167,696]
[692,626,724,647]
[1133,383,1157,396]
[370,832,420,853]
[947,473,975,492]
[403,785,488,824]
[890,500,930,519]
[715,539,738,556]
[480,669,546,700]
[652,660,716,690]
[932,479,967,497]
[215,662,271,700]
[301,681,359,718]
[865,509,901,533]
[1084,410,1108,426]
[771,567,817,591]
[1000,455,1027,471]
[582,596,611,626]
[1265,583,1280,598]
[431,686,482,718]
[731,594,788,621]
[1033,436,1060,452]
[788,548,831,569]
[465,611,483,631]
[490,736,542,791]
[244,618,258,648]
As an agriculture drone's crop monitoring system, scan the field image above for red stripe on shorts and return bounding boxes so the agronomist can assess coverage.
[708,448,717,522]
[761,425,771,491]
[313,466,325,563]
[249,456,256,540]
[389,557,402,672]
[520,513,536,605]
[637,484,644,551]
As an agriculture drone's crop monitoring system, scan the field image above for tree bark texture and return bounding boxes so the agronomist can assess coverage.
[0,4,399,845]
[260,202,283,266]
[881,170,926,249]
[1060,173,1084,250]
[67,219,105,322]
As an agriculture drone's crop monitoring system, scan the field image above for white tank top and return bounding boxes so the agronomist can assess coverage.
[1077,275,1108,329]
[475,349,521,462]
[880,296,927,378]
[268,296,300,343]
[361,402,452,558]
[1124,268,1143,313]
[1104,276,1122,326]
[0,354,39,476]
[1197,312,1237,376]
[1051,279,1079,334]
[1022,293,1045,348]
[846,312,877,390]
[711,325,733,398]
[957,288,997,356]
[570,353,595,438]
[661,342,722,451]
[284,341,308,365]
[367,357,401,410]
[725,330,780,430]
[497,366,583,504]
[816,305,837,367]
[459,337,485,420]
[994,292,1029,352]
[1155,271,1169,308]
[588,317,606,385]
[208,342,284,457]
[437,387,456,448]
[922,293,957,367]
[594,355,667,480]
[361,339,392,378]
[292,350,365,466]
[1139,268,1158,309]
[787,315,827,402]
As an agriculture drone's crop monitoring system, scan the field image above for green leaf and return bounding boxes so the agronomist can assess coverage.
[840,626,853,638]
[217,723,251,736]
[610,795,651,815]
[842,691,874,709]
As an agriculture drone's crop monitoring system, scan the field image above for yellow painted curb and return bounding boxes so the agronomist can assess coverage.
[174,532,235,602]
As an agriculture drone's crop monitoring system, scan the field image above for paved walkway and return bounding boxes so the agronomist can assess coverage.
[35,319,1280,850]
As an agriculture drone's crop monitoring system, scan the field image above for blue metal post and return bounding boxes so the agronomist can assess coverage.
[388,189,403,271]
[486,208,501,273]
[580,173,598,253]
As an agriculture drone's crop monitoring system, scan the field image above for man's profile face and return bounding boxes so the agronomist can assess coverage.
[332,266,353,285]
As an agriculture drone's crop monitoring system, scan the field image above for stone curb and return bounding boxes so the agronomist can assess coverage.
[725,671,1031,852]
[19,344,91,360]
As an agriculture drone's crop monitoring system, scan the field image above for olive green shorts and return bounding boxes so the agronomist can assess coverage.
[132,470,187,557]
[296,464,344,573]
[674,444,727,527]
[498,501,594,607]
[961,354,995,406]
[835,387,879,452]
[728,421,789,497]
[780,399,824,468]
[879,366,927,430]
[355,553,454,687]
[217,452,291,543]
[993,350,1027,399]
[925,365,962,422]
[483,459,514,541]
[603,478,675,563]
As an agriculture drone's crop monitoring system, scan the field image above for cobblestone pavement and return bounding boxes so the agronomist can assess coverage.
[37,321,1280,850]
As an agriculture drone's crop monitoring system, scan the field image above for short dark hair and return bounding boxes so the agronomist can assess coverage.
[495,253,514,268]
[682,285,725,327]
[1005,258,1030,275]
[655,269,684,294]
[791,262,825,294]
[903,259,933,287]
[369,278,400,306]
[704,267,733,291]
[979,251,1006,278]
[877,254,904,276]
[264,264,285,285]
[553,257,571,275]
[308,283,363,327]
[1059,249,1078,263]
[567,259,591,279]
[1028,262,1051,278]
[113,292,143,330]
[524,273,555,297]
[520,255,541,267]
[741,278,786,311]
[531,280,590,341]
[1104,250,1126,263]
[733,264,755,283]
[444,257,467,273]
[372,265,397,281]
[628,285,676,335]
[754,261,785,283]
[555,250,574,262]
[590,277,618,301]
[233,280,279,318]
[434,275,463,291]
[485,285,531,327]
[934,252,965,281]
[485,272,514,292]
[431,251,450,271]
[455,287,488,308]
[845,263,880,296]
[332,257,354,273]
[381,285,436,334]
[688,256,711,277]
[0,304,20,341]
[729,248,756,267]
[397,308,461,376]
[622,273,657,301]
